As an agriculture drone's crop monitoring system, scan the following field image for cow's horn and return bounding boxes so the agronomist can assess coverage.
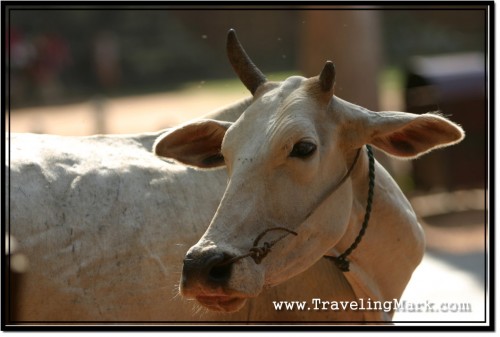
[319,61,336,93]
[227,29,267,95]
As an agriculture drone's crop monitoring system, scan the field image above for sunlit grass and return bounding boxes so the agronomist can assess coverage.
[379,66,405,94]
[180,68,405,98]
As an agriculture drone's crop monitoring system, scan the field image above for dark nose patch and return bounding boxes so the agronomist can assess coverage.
[182,250,235,290]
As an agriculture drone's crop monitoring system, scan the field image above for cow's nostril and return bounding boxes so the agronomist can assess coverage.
[182,251,235,288]
[208,256,233,283]
[208,263,232,283]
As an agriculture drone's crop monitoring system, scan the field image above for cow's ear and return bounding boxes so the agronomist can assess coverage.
[153,119,232,168]
[361,111,464,158]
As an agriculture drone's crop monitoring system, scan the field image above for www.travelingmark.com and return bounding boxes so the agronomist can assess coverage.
[272,298,472,313]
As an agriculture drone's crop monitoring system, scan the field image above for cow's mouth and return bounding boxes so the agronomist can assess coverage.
[196,295,247,312]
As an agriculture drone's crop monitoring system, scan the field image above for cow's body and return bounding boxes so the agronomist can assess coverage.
[8,131,220,321]
[6,30,464,323]
[7,99,364,322]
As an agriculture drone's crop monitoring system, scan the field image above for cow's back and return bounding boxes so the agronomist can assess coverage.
[8,132,224,320]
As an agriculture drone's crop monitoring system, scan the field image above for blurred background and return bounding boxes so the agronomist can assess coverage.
[6,6,489,323]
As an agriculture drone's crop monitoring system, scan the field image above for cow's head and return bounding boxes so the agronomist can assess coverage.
[154,30,464,312]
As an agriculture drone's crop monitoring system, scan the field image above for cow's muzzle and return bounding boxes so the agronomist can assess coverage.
[181,248,251,312]
[182,249,234,289]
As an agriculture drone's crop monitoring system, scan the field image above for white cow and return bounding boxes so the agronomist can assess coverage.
[153,29,465,321]
[7,98,365,322]
[6,30,464,323]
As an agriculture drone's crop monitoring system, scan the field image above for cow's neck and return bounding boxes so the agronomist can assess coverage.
[330,146,425,320]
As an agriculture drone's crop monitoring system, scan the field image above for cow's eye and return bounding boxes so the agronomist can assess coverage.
[290,141,317,159]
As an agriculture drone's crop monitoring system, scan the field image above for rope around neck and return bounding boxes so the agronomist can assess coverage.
[326,145,375,272]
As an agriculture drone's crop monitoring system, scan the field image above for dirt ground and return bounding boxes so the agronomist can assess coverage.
[7,89,249,136]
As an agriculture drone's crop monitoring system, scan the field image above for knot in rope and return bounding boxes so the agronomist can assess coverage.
[220,227,297,266]
[248,242,272,264]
